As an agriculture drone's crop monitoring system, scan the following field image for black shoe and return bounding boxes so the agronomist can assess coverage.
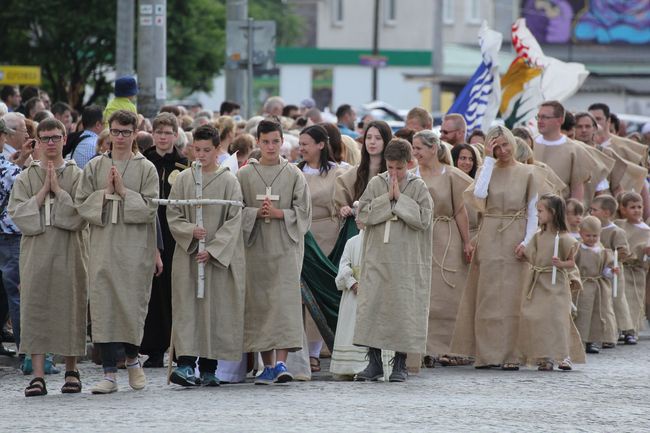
[0,329,15,343]
[0,344,16,357]
[389,352,408,382]
[355,348,384,381]
[585,343,600,354]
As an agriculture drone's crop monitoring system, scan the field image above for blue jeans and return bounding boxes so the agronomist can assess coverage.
[0,234,20,351]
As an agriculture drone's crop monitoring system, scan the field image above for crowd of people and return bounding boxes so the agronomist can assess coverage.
[1,76,650,398]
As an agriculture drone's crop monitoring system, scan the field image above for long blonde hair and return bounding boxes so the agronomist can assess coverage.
[413,129,451,165]
[485,125,519,161]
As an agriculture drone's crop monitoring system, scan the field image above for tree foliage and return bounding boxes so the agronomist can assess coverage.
[0,0,302,109]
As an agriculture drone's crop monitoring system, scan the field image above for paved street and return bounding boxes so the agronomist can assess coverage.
[1,334,650,432]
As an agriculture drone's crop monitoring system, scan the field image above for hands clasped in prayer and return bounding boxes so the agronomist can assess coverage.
[36,161,62,206]
[105,166,127,198]
[257,197,282,221]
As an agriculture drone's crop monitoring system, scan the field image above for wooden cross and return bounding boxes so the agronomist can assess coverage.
[105,193,122,224]
[256,186,280,223]
[383,214,398,243]
[44,194,55,226]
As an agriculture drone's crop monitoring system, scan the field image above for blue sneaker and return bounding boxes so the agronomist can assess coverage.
[200,372,219,387]
[21,356,33,375]
[44,355,60,375]
[273,363,293,384]
[170,365,199,387]
[255,366,275,385]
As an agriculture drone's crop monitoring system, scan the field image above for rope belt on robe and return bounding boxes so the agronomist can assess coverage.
[482,208,526,233]
[527,265,568,299]
[582,275,611,331]
[431,215,456,288]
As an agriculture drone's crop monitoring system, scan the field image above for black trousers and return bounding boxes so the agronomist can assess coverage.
[97,342,139,373]
[177,356,217,374]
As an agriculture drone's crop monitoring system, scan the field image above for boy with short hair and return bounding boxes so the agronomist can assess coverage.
[614,192,650,345]
[9,119,88,397]
[590,195,634,346]
[574,216,619,354]
[237,120,312,385]
[354,138,433,382]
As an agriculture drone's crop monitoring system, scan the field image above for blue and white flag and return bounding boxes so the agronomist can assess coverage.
[448,22,502,133]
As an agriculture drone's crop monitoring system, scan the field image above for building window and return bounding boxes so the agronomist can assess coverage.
[465,0,481,24]
[332,0,344,27]
[384,0,396,26]
[442,0,454,25]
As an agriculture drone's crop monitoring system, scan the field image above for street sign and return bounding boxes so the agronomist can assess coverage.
[0,66,42,85]
[360,55,388,68]
[226,20,276,70]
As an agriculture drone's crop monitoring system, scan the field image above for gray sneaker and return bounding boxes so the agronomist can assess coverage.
[389,352,408,382]
[355,348,384,381]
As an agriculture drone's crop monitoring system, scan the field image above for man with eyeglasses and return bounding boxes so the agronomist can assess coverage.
[75,110,159,394]
[2,112,34,168]
[141,112,187,368]
[8,118,88,397]
[533,100,591,201]
[440,114,467,147]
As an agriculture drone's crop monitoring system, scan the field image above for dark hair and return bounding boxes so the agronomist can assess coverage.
[610,113,620,133]
[135,132,154,153]
[25,96,43,114]
[220,101,240,116]
[384,138,412,162]
[36,118,66,137]
[81,105,104,129]
[282,104,299,118]
[588,102,610,118]
[335,104,353,119]
[298,125,332,175]
[574,112,597,128]
[467,129,485,142]
[394,127,415,144]
[108,110,138,130]
[561,111,576,131]
[256,119,283,140]
[450,143,478,178]
[0,86,17,102]
[539,193,568,233]
[159,105,181,117]
[230,133,255,154]
[565,198,584,216]
[33,111,53,123]
[21,86,40,102]
[319,123,342,163]
[51,101,71,116]
[193,124,220,147]
[353,120,391,200]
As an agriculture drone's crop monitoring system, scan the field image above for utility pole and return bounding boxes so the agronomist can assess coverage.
[371,0,380,101]
[431,0,444,113]
[226,0,249,111]
[116,0,135,77]
[137,0,167,118]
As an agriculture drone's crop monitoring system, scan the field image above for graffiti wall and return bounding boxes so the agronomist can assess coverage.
[521,0,650,44]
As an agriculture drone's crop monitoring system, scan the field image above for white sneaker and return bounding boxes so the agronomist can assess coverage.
[91,378,118,394]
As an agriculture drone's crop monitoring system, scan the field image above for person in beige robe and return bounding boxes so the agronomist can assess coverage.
[518,212,585,370]
[615,194,650,343]
[166,125,246,387]
[354,138,433,382]
[591,195,634,343]
[8,119,87,396]
[75,110,158,394]
[451,126,539,370]
[412,130,472,367]
[237,120,311,385]
[573,216,618,353]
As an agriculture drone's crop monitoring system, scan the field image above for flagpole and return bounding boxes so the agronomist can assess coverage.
[431,0,443,114]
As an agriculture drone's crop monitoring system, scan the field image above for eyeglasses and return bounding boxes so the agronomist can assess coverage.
[38,135,63,143]
[154,130,175,136]
[110,128,134,137]
[535,115,559,121]
[440,129,459,135]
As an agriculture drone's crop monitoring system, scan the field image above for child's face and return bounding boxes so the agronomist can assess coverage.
[624,200,643,223]
[536,201,553,226]
[257,131,282,162]
[387,159,408,182]
[566,206,583,228]
[580,229,599,247]
[588,202,609,223]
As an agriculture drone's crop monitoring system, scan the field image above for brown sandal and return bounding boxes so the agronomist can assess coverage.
[309,357,321,373]
[25,377,48,397]
[537,361,553,371]
[61,370,82,394]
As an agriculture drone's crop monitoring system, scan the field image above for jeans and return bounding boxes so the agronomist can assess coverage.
[96,342,139,374]
[0,234,20,351]
[178,356,217,374]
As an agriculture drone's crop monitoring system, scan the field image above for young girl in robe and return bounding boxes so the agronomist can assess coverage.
[517,193,585,371]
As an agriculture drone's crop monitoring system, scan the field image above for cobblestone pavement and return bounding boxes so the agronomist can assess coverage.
[1,334,649,432]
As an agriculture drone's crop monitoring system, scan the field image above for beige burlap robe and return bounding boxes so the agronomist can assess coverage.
[600,224,634,331]
[616,220,650,333]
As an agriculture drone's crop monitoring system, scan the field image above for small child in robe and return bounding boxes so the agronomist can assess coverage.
[574,216,619,354]
[566,198,584,241]
[353,138,433,382]
[516,193,585,371]
[614,192,650,344]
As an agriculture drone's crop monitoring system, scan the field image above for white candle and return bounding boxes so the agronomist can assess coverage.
[613,249,618,298]
[551,231,559,285]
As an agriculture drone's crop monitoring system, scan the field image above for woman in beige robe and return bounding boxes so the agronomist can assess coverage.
[451,126,539,370]
[412,130,472,367]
